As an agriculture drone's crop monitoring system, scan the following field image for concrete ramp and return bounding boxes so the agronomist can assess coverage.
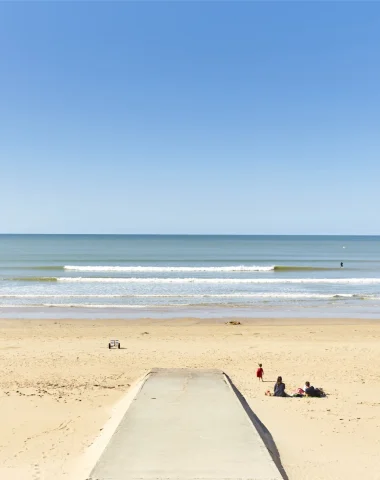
[89,368,283,480]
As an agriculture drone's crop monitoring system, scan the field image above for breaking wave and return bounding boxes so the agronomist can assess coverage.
[0,304,189,309]
[0,293,375,299]
[52,277,380,284]
[64,265,275,273]
[63,264,342,273]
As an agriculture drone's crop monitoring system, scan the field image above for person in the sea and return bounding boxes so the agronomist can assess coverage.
[341,262,344,268]
[273,376,287,397]
[256,363,264,382]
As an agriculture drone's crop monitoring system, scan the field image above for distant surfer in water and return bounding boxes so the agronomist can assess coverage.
[340,262,344,268]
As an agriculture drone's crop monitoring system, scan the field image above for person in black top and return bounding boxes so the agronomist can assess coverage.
[274,376,287,397]
[304,381,323,397]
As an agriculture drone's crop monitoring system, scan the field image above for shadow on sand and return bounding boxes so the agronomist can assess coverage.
[224,373,289,480]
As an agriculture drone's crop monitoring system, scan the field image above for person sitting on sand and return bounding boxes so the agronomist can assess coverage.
[304,381,323,397]
[274,376,287,397]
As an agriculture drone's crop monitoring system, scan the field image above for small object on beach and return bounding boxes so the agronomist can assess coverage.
[226,320,241,325]
[141,331,149,335]
[108,339,121,349]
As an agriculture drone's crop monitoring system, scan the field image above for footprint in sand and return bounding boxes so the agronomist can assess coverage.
[32,463,41,480]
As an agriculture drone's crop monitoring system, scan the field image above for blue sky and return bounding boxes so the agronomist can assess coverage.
[1,2,379,234]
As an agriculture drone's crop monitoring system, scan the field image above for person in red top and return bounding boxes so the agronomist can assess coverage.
[256,363,264,381]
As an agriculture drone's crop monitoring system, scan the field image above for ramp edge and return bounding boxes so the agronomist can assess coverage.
[223,373,288,480]
[71,370,152,480]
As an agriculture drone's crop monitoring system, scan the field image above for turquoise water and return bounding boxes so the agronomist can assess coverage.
[1,235,380,319]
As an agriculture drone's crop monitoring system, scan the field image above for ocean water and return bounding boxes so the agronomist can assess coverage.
[1,234,380,319]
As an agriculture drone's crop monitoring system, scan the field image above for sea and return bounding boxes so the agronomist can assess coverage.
[1,234,380,319]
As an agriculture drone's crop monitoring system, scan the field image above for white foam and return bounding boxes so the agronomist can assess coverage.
[64,265,275,273]
[0,304,191,309]
[0,293,373,299]
[0,294,130,298]
[57,277,380,285]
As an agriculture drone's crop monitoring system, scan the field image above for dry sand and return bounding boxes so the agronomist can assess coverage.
[0,317,380,480]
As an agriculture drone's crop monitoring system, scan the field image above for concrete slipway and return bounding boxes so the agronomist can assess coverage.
[88,368,285,480]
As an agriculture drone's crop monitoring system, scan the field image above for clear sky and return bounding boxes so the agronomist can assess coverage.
[1,2,379,234]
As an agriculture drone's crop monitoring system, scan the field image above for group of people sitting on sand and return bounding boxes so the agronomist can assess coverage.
[256,364,325,398]
[268,377,325,397]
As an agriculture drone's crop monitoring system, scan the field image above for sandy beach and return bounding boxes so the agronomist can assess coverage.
[0,317,380,480]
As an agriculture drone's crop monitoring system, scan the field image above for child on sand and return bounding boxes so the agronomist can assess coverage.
[256,363,264,381]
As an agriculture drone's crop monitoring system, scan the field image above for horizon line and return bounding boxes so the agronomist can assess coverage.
[1,233,380,237]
